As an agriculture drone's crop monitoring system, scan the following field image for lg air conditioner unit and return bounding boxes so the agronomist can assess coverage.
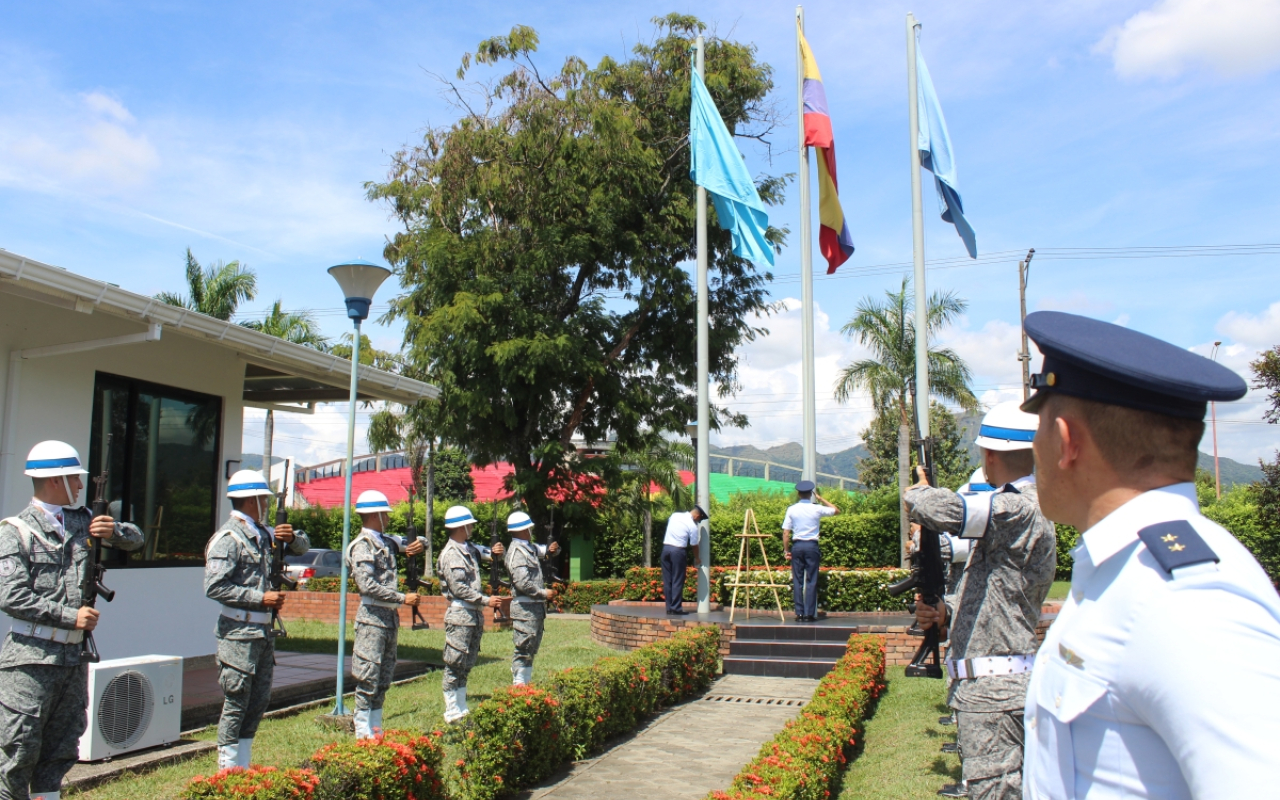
[79,655,182,762]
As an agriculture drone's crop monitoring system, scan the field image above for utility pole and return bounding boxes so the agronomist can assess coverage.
[1211,342,1222,499]
[1017,248,1036,401]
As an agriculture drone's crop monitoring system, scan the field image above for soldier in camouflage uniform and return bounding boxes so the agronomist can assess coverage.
[503,511,558,685]
[437,505,502,723]
[204,470,308,770]
[0,440,143,800]
[904,403,1056,800]
[346,490,423,738]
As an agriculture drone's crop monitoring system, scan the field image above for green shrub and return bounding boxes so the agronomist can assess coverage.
[620,566,911,612]
[181,766,320,800]
[303,576,443,596]
[307,729,447,800]
[550,580,625,613]
[447,686,565,800]
[708,634,887,800]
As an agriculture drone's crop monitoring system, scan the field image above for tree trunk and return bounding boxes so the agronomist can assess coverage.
[898,421,910,568]
[425,439,436,577]
[263,410,274,492]
[643,499,653,569]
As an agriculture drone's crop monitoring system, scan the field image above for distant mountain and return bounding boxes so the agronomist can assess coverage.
[712,414,1265,488]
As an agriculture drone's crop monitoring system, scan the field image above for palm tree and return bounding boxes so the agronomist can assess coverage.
[615,438,695,568]
[835,275,978,424]
[239,301,328,491]
[835,276,977,567]
[156,248,257,321]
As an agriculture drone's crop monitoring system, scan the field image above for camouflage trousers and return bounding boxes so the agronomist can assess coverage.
[956,709,1024,800]
[215,636,275,747]
[510,600,545,674]
[0,663,87,799]
[441,621,483,691]
[353,623,398,712]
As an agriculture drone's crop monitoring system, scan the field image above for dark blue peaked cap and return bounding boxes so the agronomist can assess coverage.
[1021,311,1247,420]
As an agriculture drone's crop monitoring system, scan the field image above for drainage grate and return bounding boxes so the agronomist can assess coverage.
[703,695,807,707]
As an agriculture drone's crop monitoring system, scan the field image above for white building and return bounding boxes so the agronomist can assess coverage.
[0,248,436,663]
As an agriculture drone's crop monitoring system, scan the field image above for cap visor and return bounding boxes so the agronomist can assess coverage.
[1020,390,1050,415]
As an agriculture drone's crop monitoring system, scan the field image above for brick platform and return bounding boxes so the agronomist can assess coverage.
[281,592,512,631]
[591,600,1063,667]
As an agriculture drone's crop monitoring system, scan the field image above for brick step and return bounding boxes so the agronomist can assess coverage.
[729,638,850,660]
[734,624,862,643]
[724,655,840,680]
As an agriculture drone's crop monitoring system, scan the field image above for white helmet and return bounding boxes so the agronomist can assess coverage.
[356,489,392,515]
[507,511,535,532]
[24,441,88,478]
[974,401,1038,452]
[961,467,995,492]
[227,469,273,498]
[444,505,476,529]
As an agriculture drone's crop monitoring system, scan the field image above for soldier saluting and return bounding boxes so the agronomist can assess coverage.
[437,506,502,723]
[503,511,558,685]
[345,490,423,739]
[204,470,309,770]
[0,441,143,800]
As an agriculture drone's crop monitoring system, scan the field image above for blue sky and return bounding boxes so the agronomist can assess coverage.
[2,0,1278,465]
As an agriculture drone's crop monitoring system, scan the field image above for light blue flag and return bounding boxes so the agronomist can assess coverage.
[915,33,977,258]
[689,71,775,266]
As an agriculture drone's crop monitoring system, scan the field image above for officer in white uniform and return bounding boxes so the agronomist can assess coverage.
[1019,310,1280,800]
[660,505,706,615]
[782,481,839,622]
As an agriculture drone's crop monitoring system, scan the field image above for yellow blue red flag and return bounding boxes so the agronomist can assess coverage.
[799,29,854,274]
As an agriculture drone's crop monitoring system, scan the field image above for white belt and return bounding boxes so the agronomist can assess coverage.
[220,606,273,625]
[946,655,1036,680]
[450,599,481,611]
[10,622,84,645]
[361,597,401,609]
[513,595,543,605]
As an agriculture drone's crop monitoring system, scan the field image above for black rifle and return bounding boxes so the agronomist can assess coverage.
[543,504,564,585]
[269,491,297,638]
[80,434,117,663]
[488,503,510,621]
[402,485,430,630]
[886,402,947,679]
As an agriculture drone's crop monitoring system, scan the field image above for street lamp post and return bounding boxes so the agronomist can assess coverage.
[1211,341,1223,500]
[327,259,392,717]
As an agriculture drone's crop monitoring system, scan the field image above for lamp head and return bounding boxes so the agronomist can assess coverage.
[685,421,697,438]
[328,260,392,323]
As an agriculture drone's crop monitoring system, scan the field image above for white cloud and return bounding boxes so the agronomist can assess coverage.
[1217,301,1280,347]
[1099,0,1280,80]
[82,92,134,123]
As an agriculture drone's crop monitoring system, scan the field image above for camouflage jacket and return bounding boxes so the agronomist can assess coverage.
[438,538,486,626]
[904,477,1057,712]
[505,538,550,602]
[204,513,310,641]
[0,503,143,667]
[347,528,404,629]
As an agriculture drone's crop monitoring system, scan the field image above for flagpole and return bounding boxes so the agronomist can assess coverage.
[694,34,711,615]
[906,13,929,442]
[797,6,817,483]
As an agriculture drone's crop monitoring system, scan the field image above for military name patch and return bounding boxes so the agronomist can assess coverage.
[0,557,15,576]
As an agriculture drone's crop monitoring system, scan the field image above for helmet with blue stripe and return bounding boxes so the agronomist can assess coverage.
[24,441,89,478]
[227,469,274,498]
[355,490,392,515]
[507,511,535,532]
[974,401,1038,452]
[443,505,476,529]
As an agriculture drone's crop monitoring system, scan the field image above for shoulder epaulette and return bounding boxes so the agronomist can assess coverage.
[1137,520,1219,573]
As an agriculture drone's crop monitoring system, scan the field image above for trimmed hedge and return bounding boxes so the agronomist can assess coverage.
[182,766,319,800]
[448,627,721,800]
[708,634,887,800]
[304,575,445,595]
[549,579,624,613]
[620,566,912,612]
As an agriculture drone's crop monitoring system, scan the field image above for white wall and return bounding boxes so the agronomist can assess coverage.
[0,291,246,659]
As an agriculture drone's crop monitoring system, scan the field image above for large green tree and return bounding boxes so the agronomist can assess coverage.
[857,402,972,490]
[366,16,784,519]
[156,247,257,321]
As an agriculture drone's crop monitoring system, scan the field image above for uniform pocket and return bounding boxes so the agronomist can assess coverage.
[1026,657,1108,800]
[29,549,61,593]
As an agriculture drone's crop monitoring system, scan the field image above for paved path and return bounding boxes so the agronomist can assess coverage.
[524,675,818,800]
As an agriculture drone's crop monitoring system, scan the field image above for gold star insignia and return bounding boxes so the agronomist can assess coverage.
[1169,543,1186,552]
[1161,534,1179,543]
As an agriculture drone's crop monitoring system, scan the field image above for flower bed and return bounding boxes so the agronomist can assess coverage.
[549,579,625,613]
[621,566,911,612]
[709,634,887,800]
[448,626,721,800]
[182,766,319,800]
[184,731,447,800]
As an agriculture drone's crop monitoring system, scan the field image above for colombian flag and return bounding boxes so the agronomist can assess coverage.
[800,30,855,274]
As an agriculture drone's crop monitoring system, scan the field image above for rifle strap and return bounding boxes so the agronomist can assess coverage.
[3,516,45,555]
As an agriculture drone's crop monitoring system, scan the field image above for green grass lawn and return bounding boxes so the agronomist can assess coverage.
[837,666,961,800]
[1048,580,1070,600]
[69,619,611,800]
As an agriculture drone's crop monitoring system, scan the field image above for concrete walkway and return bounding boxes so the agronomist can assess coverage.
[523,675,818,800]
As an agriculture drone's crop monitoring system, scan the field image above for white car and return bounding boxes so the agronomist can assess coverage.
[284,548,343,587]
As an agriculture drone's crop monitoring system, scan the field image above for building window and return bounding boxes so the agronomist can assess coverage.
[89,372,222,567]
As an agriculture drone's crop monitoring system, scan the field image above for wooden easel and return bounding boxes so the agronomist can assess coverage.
[725,508,786,623]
